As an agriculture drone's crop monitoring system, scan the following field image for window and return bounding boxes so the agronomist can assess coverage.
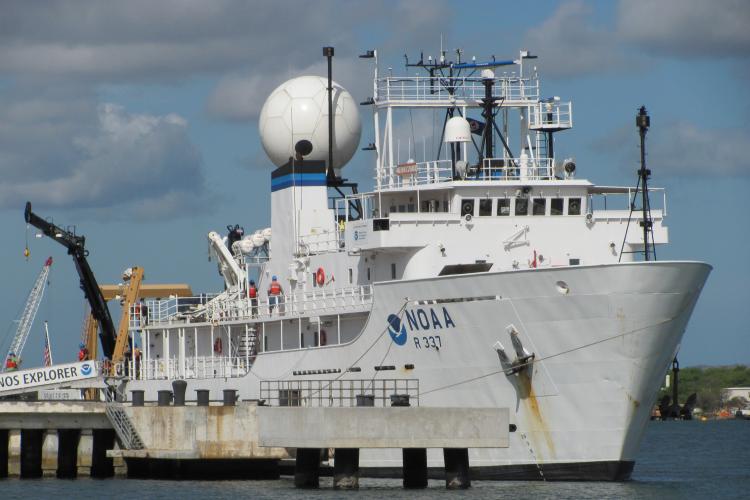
[479,199,492,216]
[460,199,475,217]
[367,267,371,281]
[551,198,564,215]
[391,263,396,279]
[515,198,528,216]
[569,258,580,265]
[532,198,546,215]
[568,198,581,215]
[497,199,510,216]
[348,268,353,284]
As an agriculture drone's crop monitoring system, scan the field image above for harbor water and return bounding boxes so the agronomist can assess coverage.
[3,420,748,499]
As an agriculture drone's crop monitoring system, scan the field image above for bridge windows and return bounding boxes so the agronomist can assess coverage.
[460,199,475,217]
[479,199,493,216]
[551,198,564,215]
[532,198,547,215]
[568,197,581,215]
[497,199,511,216]
[457,195,583,217]
[515,198,529,216]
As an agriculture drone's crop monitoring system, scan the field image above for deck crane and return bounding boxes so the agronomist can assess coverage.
[3,257,53,372]
[24,202,117,359]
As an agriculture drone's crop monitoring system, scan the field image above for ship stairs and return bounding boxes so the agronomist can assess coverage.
[104,387,144,450]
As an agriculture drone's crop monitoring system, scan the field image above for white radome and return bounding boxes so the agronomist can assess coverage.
[259,75,361,170]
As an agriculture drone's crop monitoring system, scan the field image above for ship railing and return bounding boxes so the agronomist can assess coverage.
[207,285,374,322]
[297,230,343,255]
[478,157,554,180]
[260,378,419,407]
[375,76,539,104]
[132,355,249,381]
[137,294,218,325]
[528,100,573,130]
[376,159,454,189]
[587,187,667,219]
[374,157,555,188]
[144,285,374,325]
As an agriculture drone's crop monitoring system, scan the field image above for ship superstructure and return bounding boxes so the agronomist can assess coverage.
[122,47,710,480]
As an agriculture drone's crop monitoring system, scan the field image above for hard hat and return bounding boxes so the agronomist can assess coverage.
[250,280,255,285]
[272,275,277,281]
[79,343,85,349]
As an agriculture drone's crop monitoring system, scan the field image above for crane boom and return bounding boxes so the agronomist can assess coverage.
[3,257,53,371]
[24,202,117,359]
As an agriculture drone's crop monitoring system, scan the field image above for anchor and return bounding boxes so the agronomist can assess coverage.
[493,324,535,376]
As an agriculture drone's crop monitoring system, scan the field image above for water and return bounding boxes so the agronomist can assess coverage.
[3,420,749,499]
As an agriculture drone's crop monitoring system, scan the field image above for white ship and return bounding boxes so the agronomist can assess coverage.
[123,47,711,480]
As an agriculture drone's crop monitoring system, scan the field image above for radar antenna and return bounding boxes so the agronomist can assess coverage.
[619,106,656,261]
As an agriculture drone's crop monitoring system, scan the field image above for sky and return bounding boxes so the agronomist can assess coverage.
[0,0,748,368]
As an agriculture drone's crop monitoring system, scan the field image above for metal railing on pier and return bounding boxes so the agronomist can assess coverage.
[260,379,420,407]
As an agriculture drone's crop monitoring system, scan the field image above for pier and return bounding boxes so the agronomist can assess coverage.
[0,391,510,488]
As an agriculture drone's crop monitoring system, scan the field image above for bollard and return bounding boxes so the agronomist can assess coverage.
[196,389,210,406]
[402,448,428,489]
[356,394,374,407]
[172,380,187,406]
[443,448,471,489]
[157,390,172,407]
[390,394,411,407]
[131,390,145,407]
[294,448,321,488]
[223,389,237,406]
[333,448,360,490]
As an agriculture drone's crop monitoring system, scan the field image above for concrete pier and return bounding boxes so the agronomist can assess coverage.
[258,406,508,489]
[77,429,93,477]
[402,448,428,489]
[443,448,471,489]
[41,430,58,477]
[294,448,321,488]
[333,448,359,490]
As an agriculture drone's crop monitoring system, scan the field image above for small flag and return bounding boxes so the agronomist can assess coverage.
[467,117,485,136]
[43,338,52,367]
[43,322,53,367]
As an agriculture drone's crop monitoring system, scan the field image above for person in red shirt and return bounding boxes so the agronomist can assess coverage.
[268,276,283,314]
[248,279,258,317]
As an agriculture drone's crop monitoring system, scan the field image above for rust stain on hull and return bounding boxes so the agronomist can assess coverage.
[517,370,556,460]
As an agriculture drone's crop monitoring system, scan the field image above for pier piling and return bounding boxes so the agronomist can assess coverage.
[443,448,471,489]
[402,448,428,489]
[333,448,359,489]
[294,448,321,488]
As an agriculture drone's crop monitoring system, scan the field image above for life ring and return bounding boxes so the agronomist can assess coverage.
[316,267,325,286]
[320,329,327,346]
[214,338,223,354]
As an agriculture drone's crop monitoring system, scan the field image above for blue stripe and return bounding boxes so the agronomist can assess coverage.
[271,173,326,192]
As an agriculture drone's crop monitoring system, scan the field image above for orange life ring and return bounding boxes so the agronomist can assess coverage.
[316,267,325,286]
[214,338,223,354]
[320,329,327,346]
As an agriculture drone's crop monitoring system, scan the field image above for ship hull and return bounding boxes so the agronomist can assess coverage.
[129,261,711,480]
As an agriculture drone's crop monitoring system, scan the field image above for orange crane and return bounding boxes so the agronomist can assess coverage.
[81,269,192,372]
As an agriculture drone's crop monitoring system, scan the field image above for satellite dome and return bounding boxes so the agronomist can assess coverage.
[258,76,361,170]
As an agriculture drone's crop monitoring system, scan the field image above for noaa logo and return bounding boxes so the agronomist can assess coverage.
[80,363,92,376]
[387,314,408,345]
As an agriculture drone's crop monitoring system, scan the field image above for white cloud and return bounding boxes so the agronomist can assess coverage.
[649,121,750,176]
[592,120,750,177]
[617,0,750,59]
[522,1,639,78]
[0,95,212,217]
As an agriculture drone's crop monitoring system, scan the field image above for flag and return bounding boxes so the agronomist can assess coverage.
[467,117,485,136]
[43,325,53,367]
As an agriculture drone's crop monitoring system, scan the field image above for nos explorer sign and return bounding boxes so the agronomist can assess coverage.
[0,361,98,394]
